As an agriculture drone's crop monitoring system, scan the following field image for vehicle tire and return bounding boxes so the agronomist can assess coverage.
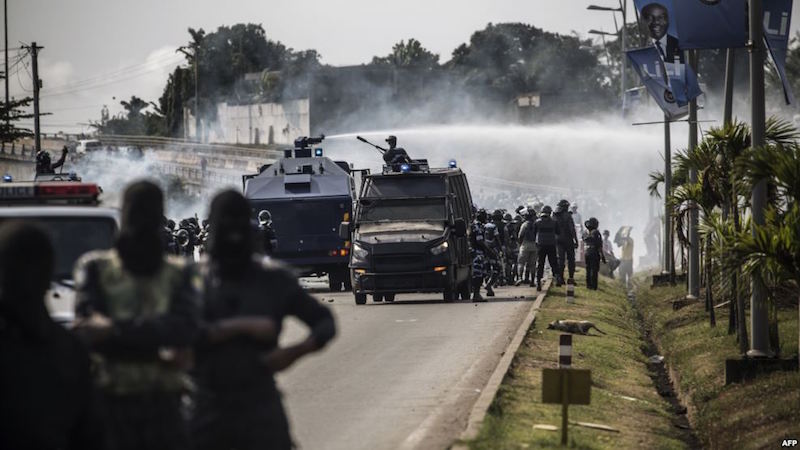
[373,294,384,302]
[343,273,353,291]
[458,281,471,300]
[328,273,341,292]
[355,293,367,305]
[443,288,455,303]
[384,293,395,302]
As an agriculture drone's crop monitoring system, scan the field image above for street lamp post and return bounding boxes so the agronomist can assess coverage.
[588,3,626,115]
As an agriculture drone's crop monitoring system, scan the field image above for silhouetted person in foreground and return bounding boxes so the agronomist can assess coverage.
[73,181,199,450]
[0,222,103,450]
[193,190,336,450]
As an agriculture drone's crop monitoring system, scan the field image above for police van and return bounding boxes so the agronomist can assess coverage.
[340,160,473,304]
[0,179,119,324]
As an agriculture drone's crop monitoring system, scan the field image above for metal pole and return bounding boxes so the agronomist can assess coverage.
[194,57,200,142]
[723,49,735,126]
[4,0,9,142]
[688,50,700,300]
[748,0,771,358]
[663,115,673,277]
[620,0,627,115]
[30,42,41,155]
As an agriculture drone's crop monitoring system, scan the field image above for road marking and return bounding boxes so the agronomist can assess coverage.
[395,319,419,323]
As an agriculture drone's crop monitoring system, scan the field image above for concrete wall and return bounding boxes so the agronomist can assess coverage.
[184,98,310,145]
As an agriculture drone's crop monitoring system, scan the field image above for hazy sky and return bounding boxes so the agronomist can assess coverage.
[6,0,800,132]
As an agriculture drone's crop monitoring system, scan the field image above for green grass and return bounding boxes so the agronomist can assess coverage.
[465,271,692,450]
[636,280,800,450]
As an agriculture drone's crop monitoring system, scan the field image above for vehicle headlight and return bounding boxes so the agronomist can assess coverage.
[352,242,369,260]
[430,241,449,255]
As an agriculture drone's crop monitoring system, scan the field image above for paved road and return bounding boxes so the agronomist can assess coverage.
[277,283,540,450]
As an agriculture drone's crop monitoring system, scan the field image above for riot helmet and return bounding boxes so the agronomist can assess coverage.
[585,217,599,230]
[540,205,553,217]
[476,208,488,223]
[258,210,273,227]
[385,135,397,149]
[557,199,570,212]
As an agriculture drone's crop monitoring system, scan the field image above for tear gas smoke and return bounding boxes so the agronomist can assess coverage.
[323,119,689,268]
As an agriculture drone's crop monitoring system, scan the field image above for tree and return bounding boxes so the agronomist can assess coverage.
[92,96,163,136]
[372,39,439,69]
[448,23,612,113]
[0,97,35,144]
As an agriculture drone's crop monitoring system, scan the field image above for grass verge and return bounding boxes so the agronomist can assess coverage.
[635,279,800,450]
[465,270,694,449]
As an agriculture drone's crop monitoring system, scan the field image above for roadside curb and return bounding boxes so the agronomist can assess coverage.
[453,279,552,448]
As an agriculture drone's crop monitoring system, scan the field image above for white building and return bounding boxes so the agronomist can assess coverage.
[184,98,310,146]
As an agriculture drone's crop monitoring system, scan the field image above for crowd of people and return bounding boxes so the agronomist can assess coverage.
[0,181,334,450]
[468,199,632,300]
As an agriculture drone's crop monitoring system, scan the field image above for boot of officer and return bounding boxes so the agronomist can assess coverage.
[193,190,336,450]
[0,223,103,450]
[73,180,199,450]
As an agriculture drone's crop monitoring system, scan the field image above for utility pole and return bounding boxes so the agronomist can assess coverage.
[687,49,700,300]
[194,57,200,142]
[723,49,734,126]
[747,0,771,358]
[25,42,42,155]
[663,114,674,278]
[3,0,8,152]
[620,0,627,115]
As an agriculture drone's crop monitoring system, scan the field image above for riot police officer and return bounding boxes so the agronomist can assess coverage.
[470,209,495,301]
[554,199,578,286]
[258,210,278,256]
[583,217,606,290]
[35,146,68,175]
[532,205,559,291]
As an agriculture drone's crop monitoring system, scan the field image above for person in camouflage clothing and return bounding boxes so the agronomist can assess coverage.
[73,181,199,450]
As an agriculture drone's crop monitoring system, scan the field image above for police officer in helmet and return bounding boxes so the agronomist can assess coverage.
[258,209,278,256]
[35,146,68,175]
[532,205,560,291]
[383,135,411,167]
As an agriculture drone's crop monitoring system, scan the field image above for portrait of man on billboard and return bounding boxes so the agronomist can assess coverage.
[641,2,684,66]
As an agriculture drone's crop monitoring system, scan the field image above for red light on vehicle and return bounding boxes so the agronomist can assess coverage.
[37,183,99,198]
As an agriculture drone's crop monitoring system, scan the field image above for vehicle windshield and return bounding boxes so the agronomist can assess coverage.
[364,176,446,198]
[250,198,349,237]
[0,217,117,280]
[358,198,446,222]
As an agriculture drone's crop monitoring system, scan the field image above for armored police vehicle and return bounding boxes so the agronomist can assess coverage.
[340,158,474,304]
[243,136,356,291]
[0,177,118,324]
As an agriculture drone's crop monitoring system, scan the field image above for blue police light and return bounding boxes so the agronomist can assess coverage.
[314,148,323,157]
[400,164,411,173]
[2,174,12,183]
[448,159,457,168]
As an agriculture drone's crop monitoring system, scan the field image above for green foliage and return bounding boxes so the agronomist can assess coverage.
[371,39,439,69]
[93,96,164,136]
[0,97,35,143]
[449,23,610,104]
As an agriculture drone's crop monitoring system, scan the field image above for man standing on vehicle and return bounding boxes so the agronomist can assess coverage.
[554,200,578,287]
[73,181,199,450]
[36,146,68,175]
[533,205,559,292]
[383,135,411,167]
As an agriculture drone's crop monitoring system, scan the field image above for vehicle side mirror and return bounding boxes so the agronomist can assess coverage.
[339,221,351,240]
[454,219,467,238]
